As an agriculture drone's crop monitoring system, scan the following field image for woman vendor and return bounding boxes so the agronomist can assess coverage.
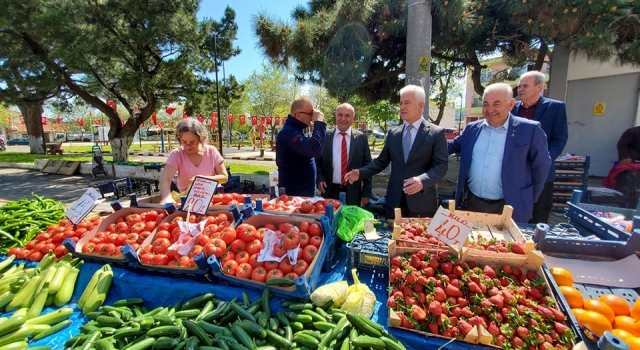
[159,118,229,204]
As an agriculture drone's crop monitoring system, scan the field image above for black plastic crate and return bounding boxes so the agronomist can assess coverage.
[345,227,392,271]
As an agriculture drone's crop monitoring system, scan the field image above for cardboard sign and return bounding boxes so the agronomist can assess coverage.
[427,207,472,247]
[182,176,218,215]
[363,219,380,240]
[66,188,103,225]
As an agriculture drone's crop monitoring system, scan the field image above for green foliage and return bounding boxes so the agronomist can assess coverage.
[365,100,398,133]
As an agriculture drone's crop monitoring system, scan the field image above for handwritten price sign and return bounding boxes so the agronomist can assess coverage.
[426,207,472,247]
[66,188,103,225]
[182,176,218,215]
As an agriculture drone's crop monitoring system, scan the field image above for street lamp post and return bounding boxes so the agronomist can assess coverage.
[213,35,224,156]
[459,93,464,133]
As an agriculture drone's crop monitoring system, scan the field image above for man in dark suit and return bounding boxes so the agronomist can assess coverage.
[449,83,551,223]
[316,103,372,206]
[345,85,448,218]
[511,71,568,223]
[617,126,640,164]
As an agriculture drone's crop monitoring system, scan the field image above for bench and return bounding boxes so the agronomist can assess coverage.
[46,142,63,155]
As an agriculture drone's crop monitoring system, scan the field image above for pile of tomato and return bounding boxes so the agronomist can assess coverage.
[261,195,341,215]
[220,220,323,284]
[80,210,166,258]
[7,216,104,261]
[210,193,246,207]
[137,212,233,267]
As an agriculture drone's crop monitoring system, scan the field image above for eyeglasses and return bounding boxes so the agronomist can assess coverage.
[180,139,199,147]
[298,111,314,117]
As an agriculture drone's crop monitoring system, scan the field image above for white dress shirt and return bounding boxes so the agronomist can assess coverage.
[332,127,352,184]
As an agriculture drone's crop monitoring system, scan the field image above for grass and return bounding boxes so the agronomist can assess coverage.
[227,162,276,175]
[0,152,105,163]
[63,144,157,153]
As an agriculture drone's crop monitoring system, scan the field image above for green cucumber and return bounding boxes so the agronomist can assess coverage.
[276,312,290,327]
[261,290,271,316]
[230,302,256,322]
[286,313,313,324]
[380,336,406,350]
[266,329,292,349]
[236,320,267,339]
[182,293,215,310]
[175,309,202,319]
[290,322,304,332]
[288,303,313,311]
[183,319,213,346]
[314,321,335,332]
[123,337,155,350]
[146,325,182,338]
[185,336,199,350]
[152,336,179,349]
[302,310,327,323]
[264,278,295,287]
[96,315,125,328]
[268,317,279,332]
[198,321,229,336]
[231,324,254,350]
[293,332,320,348]
[345,313,381,338]
[352,335,385,350]
[114,297,145,307]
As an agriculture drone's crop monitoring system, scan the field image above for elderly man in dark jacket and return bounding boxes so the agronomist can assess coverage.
[617,126,640,164]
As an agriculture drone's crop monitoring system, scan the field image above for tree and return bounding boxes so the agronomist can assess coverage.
[1,0,240,161]
[308,84,340,125]
[365,100,398,134]
[429,55,466,125]
[254,0,640,100]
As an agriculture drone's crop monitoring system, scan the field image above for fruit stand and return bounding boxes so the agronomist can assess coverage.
[1,193,640,350]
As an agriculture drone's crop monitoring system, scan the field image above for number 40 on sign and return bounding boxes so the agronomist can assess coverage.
[426,207,472,247]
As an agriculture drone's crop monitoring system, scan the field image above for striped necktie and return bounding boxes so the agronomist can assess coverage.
[340,132,348,185]
[403,125,413,162]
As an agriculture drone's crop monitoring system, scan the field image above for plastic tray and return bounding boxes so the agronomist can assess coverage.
[207,212,333,300]
[566,190,640,241]
[345,227,392,271]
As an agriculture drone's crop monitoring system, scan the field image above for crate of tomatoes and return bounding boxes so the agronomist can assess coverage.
[10,216,104,262]
[122,210,235,277]
[64,208,167,265]
[387,240,576,349]
[209,192,270,210]
[259,195,341,219]
[209,212,332,299]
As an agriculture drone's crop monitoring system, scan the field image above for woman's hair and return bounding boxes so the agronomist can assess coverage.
[175,118,209,145]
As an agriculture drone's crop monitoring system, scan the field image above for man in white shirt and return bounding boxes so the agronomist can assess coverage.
[316,103,372,206]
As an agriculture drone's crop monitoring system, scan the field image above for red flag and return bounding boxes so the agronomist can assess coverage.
[258,125,265,133]
[121,121,125,127]
[158,121,163,128]
[152,113,157,125]
[56,116,63,123]
[266,116,273,125]
[240,115,246,125]
[106,99,117,111]
[197,114,204,123]
[182,109,188,119]
[211,112,218,129]
[275,116,281,125]
[95,119,101,126]
[260,116,266,125]
[228,114,234,123]
[141,122,145,127]
[251,115,258,126]
[78,118,85,127]
[41,117,48,125]
[166,107,176,115]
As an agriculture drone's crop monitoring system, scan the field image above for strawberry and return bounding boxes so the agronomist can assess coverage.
[451,306,462,317]
[391,256,403,267]
[469,316,483,326]
[434,287,447,302]
[517,326,529,338]
[512,337,524,348]
[526,270,538,279]
[461,307,474,318]
[417,275,428,285]
[410,255,422,269]
[453,266,464,278]
[387,297,397,308]
[445,284,460,297]
[467,281,482,294]
[404,296,417,306]
[496,335,507,346]
[513,267,522,277]
[501,307,510,319]
[414,284,424,293]
[411,305,427,321]
[470,273,481,284]
[483,265,496,278]
[554,322,569,334]
[438,251,450,260]
[403,286,413,297]
[429,301,442,316]
[429,256,439,269]
[527,318,539,327]
[511,242,526,255]
[478,282,487,294]
[490,287,500,296]
[405,272,417,285]
[489,295,504,308]
[441,261,453,274]
[539,342,554,350]
[487,321,501,336]
[415,250,427,260]
[449,278,461,289]
[449,316,458,327]
[422,267,434,277]
[428,322,439,334]
[529,288,543,299]
[498,277,508,287]
[458,320,474,335]
[447,296,457,305]
[549,307,565,322]
[457,297,468,307]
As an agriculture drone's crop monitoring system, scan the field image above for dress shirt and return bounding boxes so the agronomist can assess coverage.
[468,116,509,200]
[402,118,423,151]
[332,128,351,184]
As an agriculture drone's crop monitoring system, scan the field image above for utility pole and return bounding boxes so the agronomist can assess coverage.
[223,61,231,148]
[406,0,432,120]
[213,35,224,155]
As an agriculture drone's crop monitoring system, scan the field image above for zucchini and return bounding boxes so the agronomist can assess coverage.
[198,321,229,336]
[261,290,271,316]
[276,312,290,327]
[146,325,182,338]
[182,293,215,310]
[236,320,267,339]
[329,316,350,341]
[122,337,155,350]
[380,336,406,350]
[201,302,228,323]
[288,303,313,311]
[0,316,25,338]
[197,300,215,322]
[314,321,335,332]
[286,313,313,324]
[302,310,327,323]
[152,315,176,326]
[183,319,213,346]
[293,332,320,349]
[339,338,350,350]
[265,278,296,287]
[113,323,143,340]
[32,319,73,341]
[352,335,385,350]
[94,337,117,350]
[230,302,257,322]
[152,336,179,349]
[96,315,125,328]
[175,309,202,319]
[231,324,254,350]
[266,329,292,349]
[113,298,145,307]
[345,313,381,338]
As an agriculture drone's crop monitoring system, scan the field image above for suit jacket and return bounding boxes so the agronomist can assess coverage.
[616,126,640,161]
[359,119,449,216]
[316,128,372,205]
[512,96,568,182]
[448,115,552,223]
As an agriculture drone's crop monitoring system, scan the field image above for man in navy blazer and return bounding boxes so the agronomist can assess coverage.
[449,83,551,223]
[512,71,568,223]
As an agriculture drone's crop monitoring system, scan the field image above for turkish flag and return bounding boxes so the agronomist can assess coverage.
[197,114,204,123]
[240,115,246,125]
[266,116,273,125]
[95,120,101,126]
[211,112,217,129]
[158,121,163,128]
[41,117,48,125]
[106,99,117,111]
[56,117,63,123]
[152,113,157,125]
[182,109,188,119]
[251,115,258,126]
[78,119,85,127]
[260,116,266,125]
[166,107,176,115]
[275,116,281,125]
[228,114,234,123]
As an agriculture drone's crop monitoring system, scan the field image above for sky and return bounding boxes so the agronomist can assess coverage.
[198,1,307,82]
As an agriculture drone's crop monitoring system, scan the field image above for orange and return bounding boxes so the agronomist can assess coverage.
[584,299,616,324]
[614,316,638,334]
[573,308,586,325]
[550,267,574,287]
[632,300,640,321]
[580,310,613,337]
[600,294,631,316]
[625,336,640,350]
[634,321,640,337]
[560,286,584,308]
[611,329,635,345]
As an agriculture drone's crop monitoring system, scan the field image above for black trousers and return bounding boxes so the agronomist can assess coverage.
[466,192,506,215]
[327,183,346,201]
[394,193,435,218]
[529,181,554,224]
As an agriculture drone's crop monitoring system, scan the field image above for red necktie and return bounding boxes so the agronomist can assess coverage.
[340,132,348,185]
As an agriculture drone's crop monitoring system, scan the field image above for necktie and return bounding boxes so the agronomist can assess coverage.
[340,132,348,185]
[403,125,413,162]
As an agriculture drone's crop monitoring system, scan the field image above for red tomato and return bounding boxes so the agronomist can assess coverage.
[246,239,263,255]
[279,223,293,233]
[298,232,310,248]
[176,256,191,267]
[53,245,68,258]
[195,234,210,247]
[114,233,127,246]
[310,236,323,248]
[139,231,152,244]
[7,247,21,257]
[222,260,239,275]
[17,249,31,260]
[314,202,325,213]
[255,228,266,240]
[74,228,87,238]
[251,266,267,283]
[167,260,177,266]
[171,227,182,242]
[283,230,300,250]
[82,242,97,254]
[59,219,70,227]
[264,224,277,231]
[220,251,236,264]
[51,233,65,245]
[41,243,56,254]
[299,221,310,233]
[230,240,247,253]
[106,223,117,233]
[126,233,139,245]
[130,243,140,251]
[104,243,117,256]
[293,260,309,275]
[221,194,233,205]
[157,222,171,231]
[130,222,145,234]
[285,272,299,280]
[236,225,257,243]
[272,243,287,258]
[302,245,318,264]
[300,201,314,214]
[103,233,116,244]
[115,222,129,234]
[29,251,44,262]
[25,240,37,250]
[219,227,236,245]
[188,215,197,223]
[214,213,229,225]
[153,238,171,254]
[140,253,154,265]
[188,245,204,258]
[309,223,322,237]
[144,210,159,222]
[33,242,46,254]
[279,259,295,274]
[236,263,253,279]
[170,217,184,231]
[202,224,219,237]
[248,253,264,268]
[152,253,169,265]
[35,233,51,242]
[264,261,280,271]
[125,214,142,226]
[235,251,250,264]
[266,269,285,281]
[204,238,227,258]
[155,230,170,240]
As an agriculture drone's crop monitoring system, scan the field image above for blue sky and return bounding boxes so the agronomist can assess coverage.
[198,1,307,82]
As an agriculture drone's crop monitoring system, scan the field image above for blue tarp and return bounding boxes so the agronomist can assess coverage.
[2,252,486,350]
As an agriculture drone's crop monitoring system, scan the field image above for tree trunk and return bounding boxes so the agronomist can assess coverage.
[17,103,45,154]
[533,40,548,72]
[433,63,456,126]
[110,136,133,162]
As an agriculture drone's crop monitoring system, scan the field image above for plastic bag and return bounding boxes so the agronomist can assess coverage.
[310,281,349,308]
[337,206,374,242]
[341,269,376,318]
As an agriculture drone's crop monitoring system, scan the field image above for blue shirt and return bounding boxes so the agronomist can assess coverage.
[468,116,509,200]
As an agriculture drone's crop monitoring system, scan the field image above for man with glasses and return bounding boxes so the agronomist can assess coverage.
[276,96,327,197]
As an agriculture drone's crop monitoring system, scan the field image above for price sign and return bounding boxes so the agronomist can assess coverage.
[426,207,472,247]
[66,188,103,225]
[182,176,218,215]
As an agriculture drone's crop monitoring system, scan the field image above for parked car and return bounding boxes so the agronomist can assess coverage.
[8,138,30,145]
[445,128,460,140]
